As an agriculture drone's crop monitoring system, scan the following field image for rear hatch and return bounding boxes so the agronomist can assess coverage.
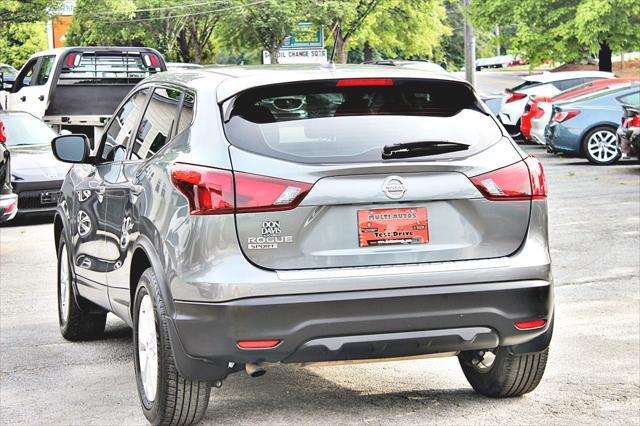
[222,78,530,270]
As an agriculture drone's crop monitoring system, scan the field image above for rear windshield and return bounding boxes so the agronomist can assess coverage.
[222,79,501,163]
[509,80,543,92]
[58,53,162,85]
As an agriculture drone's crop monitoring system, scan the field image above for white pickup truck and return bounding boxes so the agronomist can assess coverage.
[0,47,166,144]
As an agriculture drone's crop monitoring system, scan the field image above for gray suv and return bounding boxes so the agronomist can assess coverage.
[52,65,553,425]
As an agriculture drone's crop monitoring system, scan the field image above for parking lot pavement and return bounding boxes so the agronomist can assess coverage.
[1,145,638,425]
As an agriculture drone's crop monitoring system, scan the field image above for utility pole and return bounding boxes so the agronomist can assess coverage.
[495,24,501,56]
[463,0,476,87]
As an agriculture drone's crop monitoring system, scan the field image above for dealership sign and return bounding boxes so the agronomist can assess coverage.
[283,22,324,48]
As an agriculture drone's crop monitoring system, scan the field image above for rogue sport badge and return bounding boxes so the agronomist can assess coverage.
[382,176,407,200]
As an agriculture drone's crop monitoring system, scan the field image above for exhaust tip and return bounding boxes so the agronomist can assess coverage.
[245,363,266,378]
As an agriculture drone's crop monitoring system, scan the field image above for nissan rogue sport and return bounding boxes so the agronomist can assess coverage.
[52,65,553,425]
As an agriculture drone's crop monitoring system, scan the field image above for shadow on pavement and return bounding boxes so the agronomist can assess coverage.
[1,214,54,228]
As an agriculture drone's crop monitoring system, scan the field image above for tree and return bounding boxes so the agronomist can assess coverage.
[320,0,381,64]
[0,0,61,27]
[0,22,48,67]
[67,0,227,64]
[0,0,60,67]
[350,0,450,63]
[219,0,304,64]
[469,0,640,71]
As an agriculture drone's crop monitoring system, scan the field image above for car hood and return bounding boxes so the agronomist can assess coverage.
[9,144,71,181]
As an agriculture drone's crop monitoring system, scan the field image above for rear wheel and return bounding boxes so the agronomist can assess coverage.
[57,237,106,341]
[133,268,211,425]
[583,126,620,165]
[459,346,549,397]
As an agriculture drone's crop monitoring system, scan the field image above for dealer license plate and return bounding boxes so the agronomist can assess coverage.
[357,207,429,247]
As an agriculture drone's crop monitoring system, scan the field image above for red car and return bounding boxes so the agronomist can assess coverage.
[520,78,637,141]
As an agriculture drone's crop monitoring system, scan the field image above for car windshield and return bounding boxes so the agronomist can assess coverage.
[1,114,57,146]
[223,78,501,164]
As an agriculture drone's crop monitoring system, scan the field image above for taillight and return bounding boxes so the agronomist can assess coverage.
[170,163,234,215]
[629,115,640,127]
[524,155,547,199]
[470,155,547,201]
[505,92,527,103]
[553,110,580,123]
[336,78,394,87]
[533,106,545,119]
[235,172,313,213]
[170,163,313,215]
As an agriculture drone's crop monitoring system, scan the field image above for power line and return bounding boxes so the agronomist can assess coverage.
[101,0,268,23]
[89,0,230,17]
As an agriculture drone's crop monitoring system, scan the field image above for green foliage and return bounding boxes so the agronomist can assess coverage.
[0,22,48,68]
[218,0,306,63]
[350,0,450,60]
[0,0,62,26]
[0,0,60,67]
[469,0,640,67]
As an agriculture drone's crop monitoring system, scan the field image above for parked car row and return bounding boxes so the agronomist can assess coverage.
[494,70,640,165]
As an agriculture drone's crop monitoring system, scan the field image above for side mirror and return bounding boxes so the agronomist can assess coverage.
[51,134,91,163]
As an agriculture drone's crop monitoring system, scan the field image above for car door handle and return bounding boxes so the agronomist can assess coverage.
[130,184,143,197]
[20,96,26,102]
[38,95,44,101]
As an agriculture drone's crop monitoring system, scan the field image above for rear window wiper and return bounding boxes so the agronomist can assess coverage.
[382,141,470,159]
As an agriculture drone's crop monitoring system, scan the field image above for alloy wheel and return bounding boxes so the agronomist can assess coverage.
[59,245,69,322]
[587,130,618,163]
[137,294,158,402]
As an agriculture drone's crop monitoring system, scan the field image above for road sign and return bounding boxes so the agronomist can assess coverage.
[282,23,324,49]
[262,49,327,64]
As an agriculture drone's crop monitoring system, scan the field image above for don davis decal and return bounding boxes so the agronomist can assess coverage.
[248,221,293,249]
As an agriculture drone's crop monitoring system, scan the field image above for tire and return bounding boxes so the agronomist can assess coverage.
[459,346,549,397]
[133,267,211,426]
[57,236,106,341]
[582,126,621,165]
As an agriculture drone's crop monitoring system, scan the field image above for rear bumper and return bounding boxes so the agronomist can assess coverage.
[13,180,62,215]
[169,279,553,381]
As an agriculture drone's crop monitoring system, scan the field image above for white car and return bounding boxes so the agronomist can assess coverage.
[498,71,614,137]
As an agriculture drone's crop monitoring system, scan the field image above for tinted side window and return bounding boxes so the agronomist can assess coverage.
[12,59,38,91]
[177,93,194,135]
[552,78,584,91]
[100,88,150,162]
[130,88,181,160]
[619,91,640,105]
[34,55,55,86]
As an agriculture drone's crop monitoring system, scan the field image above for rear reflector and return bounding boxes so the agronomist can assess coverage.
[237,339,281,349]
[469,156,547,201]
[505,92,527,103]
[336,78,394,87]
[514,319,546,330]
[170,163,313,215]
